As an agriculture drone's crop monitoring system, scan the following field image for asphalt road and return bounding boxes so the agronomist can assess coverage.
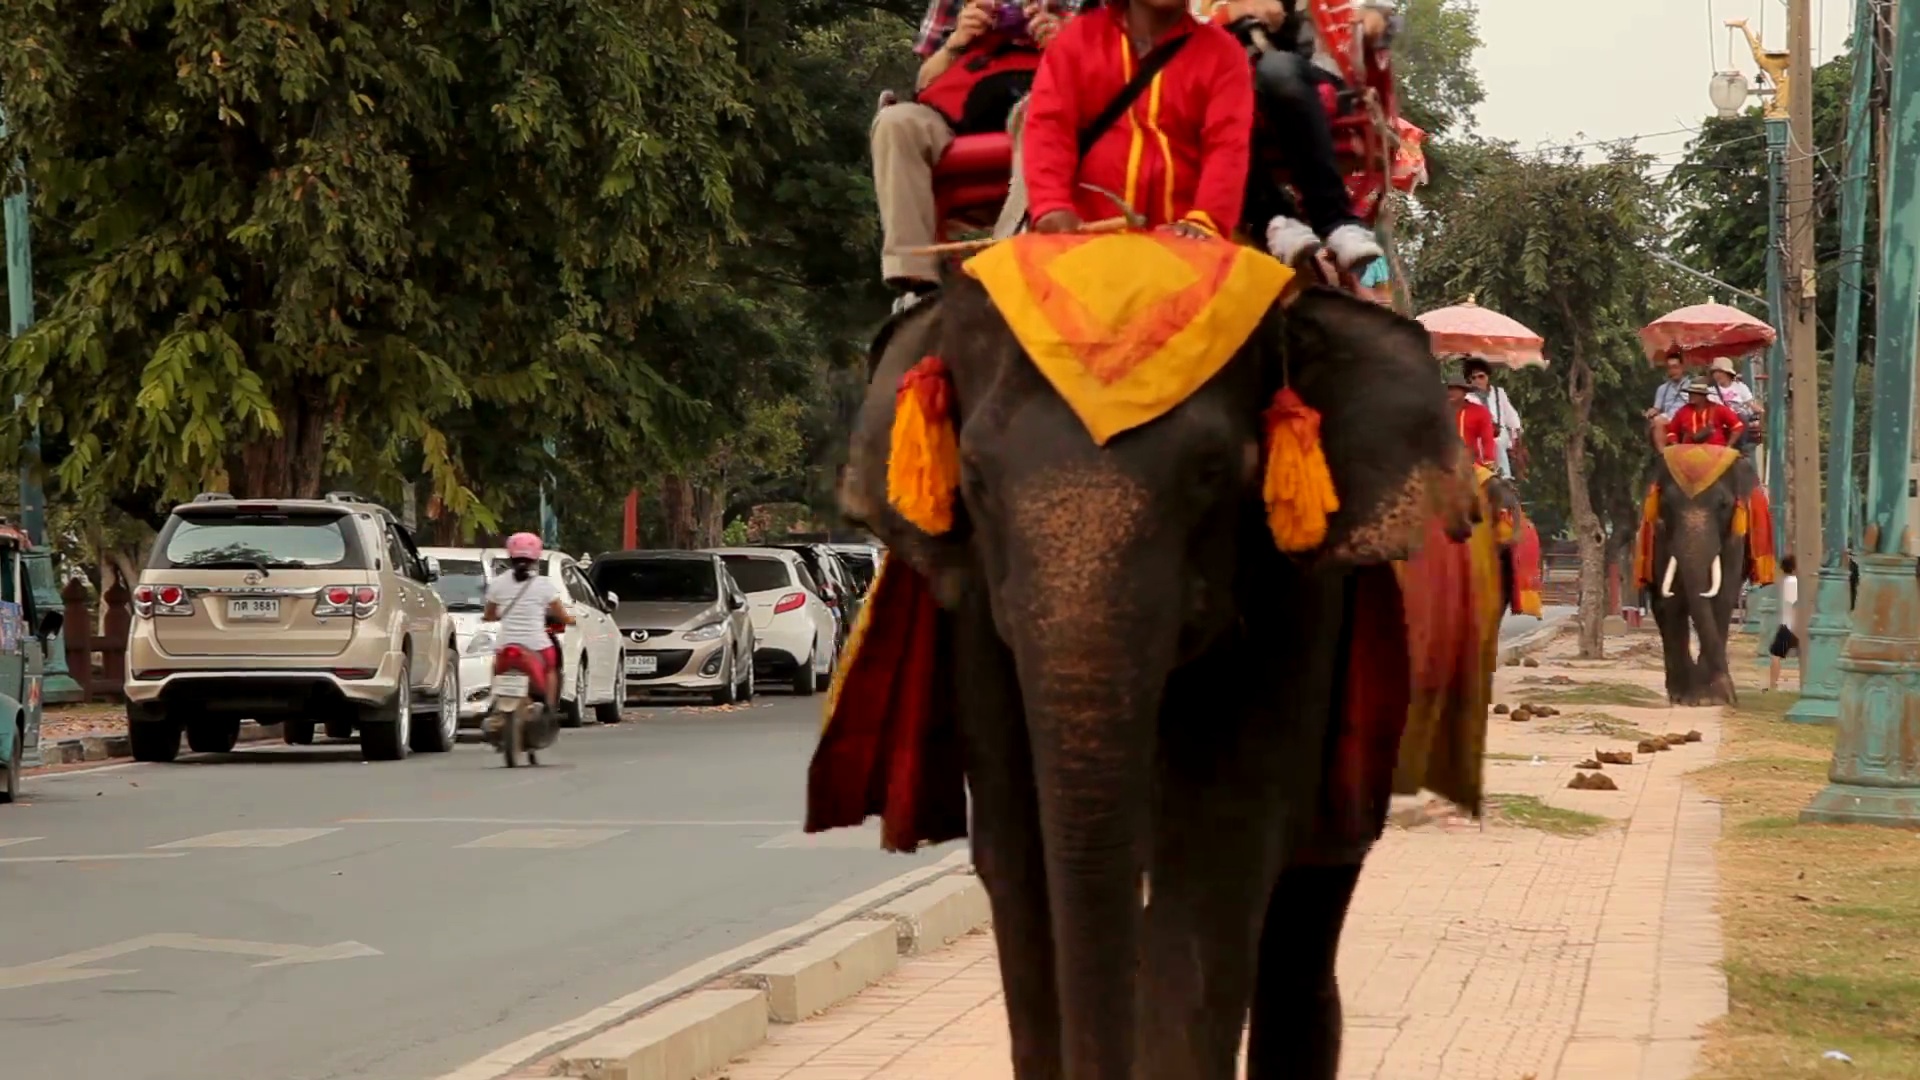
[0,696,958,1080]
[1501,603,1576,644]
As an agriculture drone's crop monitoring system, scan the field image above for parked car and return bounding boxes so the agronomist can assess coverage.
[828,543,881,596]
[705,548,840,694]
[422,545,626,727]
[773,543,859,646]
[587,551,755,705]
[418,552,498,726]
[0,522,59,804]
[123,492,461,763]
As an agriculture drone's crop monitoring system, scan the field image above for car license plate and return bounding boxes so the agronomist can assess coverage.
[227,598,279,620]
[492,673,530,698]
[626,654,657,676]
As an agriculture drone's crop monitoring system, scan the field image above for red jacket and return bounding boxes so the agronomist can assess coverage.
[1666,401,1746,446]
[1455,401,1497,466]
[1021,7,1254,235]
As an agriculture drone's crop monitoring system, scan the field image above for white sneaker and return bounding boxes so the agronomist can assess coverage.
[1265,216,1321,266]
[1326,224,1384,273]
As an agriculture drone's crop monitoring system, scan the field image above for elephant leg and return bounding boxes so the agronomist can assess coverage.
[954,585,1061,1079]
[1653,597,1695,704]
[1134,664,1287,1077]
[1246,860,1364,1080]
[1137,569,1347,1078]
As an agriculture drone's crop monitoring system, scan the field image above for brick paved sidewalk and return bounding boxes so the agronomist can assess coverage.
[724,631,1728,1080]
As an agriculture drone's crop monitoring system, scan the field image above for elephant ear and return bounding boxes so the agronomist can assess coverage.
[839,297,976,608]
[1276,288,1477,566]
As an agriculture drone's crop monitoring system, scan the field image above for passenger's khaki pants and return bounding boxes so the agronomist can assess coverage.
[872,102,954,284]
[990,97,1031,240]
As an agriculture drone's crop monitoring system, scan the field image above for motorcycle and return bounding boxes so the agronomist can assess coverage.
[480,644,559,767]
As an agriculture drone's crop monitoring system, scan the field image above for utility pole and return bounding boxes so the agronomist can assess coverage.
[1786,0,1824,644]
[1806,0,1920,827]
[1730,21,1794,652]
[1790,0,1880,725]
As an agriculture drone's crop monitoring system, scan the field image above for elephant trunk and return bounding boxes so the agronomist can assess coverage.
[1002,468,1175,1077]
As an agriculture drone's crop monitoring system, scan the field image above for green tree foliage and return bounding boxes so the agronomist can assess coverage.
[0,0,763,525]
[1419,146,1672,657]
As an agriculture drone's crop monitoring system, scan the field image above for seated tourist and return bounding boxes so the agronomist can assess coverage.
[1211,0,1388,272]
[1709,357,1761,422]
[1448,377,1497,468]
[873,0,1067,305]
[1666,378,1746,447]
[1022,0,1253,237]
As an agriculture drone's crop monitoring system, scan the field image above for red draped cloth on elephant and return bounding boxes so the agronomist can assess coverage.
[804,557,967,853]
[1510,518,1543,616]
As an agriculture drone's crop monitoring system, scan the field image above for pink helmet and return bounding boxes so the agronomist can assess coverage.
[505,532,544,561]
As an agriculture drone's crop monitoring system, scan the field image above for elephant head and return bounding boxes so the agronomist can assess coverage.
[1647,445,1758,704]
[839,277,1468,1075]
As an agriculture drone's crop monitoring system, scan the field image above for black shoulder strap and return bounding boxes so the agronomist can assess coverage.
[1077,33,1193,156]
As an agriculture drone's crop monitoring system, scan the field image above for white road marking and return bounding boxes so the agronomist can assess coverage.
[428,848,972,1080]
[0,932,382,990]
[151,827,342,849]
[340,816,794,827]
[0,852,188,864]
[758,824,884,849]
[0,836,43,848]
[456,828,628,850]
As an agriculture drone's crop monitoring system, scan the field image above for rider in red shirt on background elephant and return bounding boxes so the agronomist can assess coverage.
[1447,378,1497,468]
[1665,378,1747,448]
[1020,0,1254,238]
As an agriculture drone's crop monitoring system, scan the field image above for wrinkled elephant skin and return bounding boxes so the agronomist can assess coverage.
[1649,459,1755,706]
[841,280,1462,1080]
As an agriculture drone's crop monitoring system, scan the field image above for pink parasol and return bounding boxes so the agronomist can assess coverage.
[1416,300,1547,368]
[1638,303,1775,364]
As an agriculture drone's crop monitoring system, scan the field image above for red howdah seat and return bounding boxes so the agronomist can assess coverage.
[933,132,1015,240]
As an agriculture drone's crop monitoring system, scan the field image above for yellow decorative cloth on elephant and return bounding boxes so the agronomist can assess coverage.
[1660,443,1741,498]
[962,232,1295,445]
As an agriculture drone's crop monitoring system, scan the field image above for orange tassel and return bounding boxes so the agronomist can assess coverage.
[888,357,961,535]
[1732,503,1748,537]
[1262,387,1340,552]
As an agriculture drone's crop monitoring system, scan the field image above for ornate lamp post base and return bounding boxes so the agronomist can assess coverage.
[1801,554,1920,827]
[1785,567,1851,725]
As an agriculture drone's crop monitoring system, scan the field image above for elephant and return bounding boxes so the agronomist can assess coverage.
[1479,471,1543,618]
[1638,445,1762,705]
[835,274,1477,1080]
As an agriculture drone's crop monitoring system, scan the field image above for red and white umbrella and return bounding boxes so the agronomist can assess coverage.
[1416,300,1547,369]
[1638,303,1775,365]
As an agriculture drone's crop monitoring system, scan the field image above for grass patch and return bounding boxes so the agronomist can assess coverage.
[1484,794,1612,837]
[1696,701,1920,1078]
[1524,681,1667,709]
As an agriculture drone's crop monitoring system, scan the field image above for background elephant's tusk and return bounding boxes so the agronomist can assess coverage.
[1660,556,1678,598]
[1702,555,1723,599]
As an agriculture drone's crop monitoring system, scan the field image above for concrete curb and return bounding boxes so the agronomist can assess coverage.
[549,872,994,1080]
[35,719,279,766]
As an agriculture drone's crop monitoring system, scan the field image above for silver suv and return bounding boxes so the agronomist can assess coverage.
[123,493,461,762]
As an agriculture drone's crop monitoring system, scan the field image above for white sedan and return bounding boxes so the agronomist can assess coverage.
[421,553,498,724]
[705,547,840,695]
[421,546,626,726]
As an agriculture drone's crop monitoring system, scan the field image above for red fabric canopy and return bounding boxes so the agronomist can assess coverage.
[1639,303,1776,364]
[1416,301,1547,368]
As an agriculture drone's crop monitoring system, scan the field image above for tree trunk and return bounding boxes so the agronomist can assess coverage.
[659,474,697,549]
[1563,341,1607,659]
[232,383,337,499]
[691,485,726,548]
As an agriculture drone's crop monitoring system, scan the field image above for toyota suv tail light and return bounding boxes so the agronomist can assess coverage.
[315,585,381,619]
[133,584,193,618]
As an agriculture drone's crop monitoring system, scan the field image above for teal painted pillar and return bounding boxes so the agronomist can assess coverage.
[1789,0,1875,726]
[1804,0,1920,826]
[0,116,77,702]
[1752,117,1791,655]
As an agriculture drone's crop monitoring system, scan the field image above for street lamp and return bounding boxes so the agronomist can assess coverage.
[1709,71,1752,117]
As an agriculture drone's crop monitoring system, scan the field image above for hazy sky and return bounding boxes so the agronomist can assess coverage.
[1472,0,1858,171]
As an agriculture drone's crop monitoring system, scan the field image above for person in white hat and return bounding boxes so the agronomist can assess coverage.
[1708,356,1761,426]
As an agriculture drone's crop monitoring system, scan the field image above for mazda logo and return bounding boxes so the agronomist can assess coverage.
[627,629,650,643]
[243,571,263,585]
